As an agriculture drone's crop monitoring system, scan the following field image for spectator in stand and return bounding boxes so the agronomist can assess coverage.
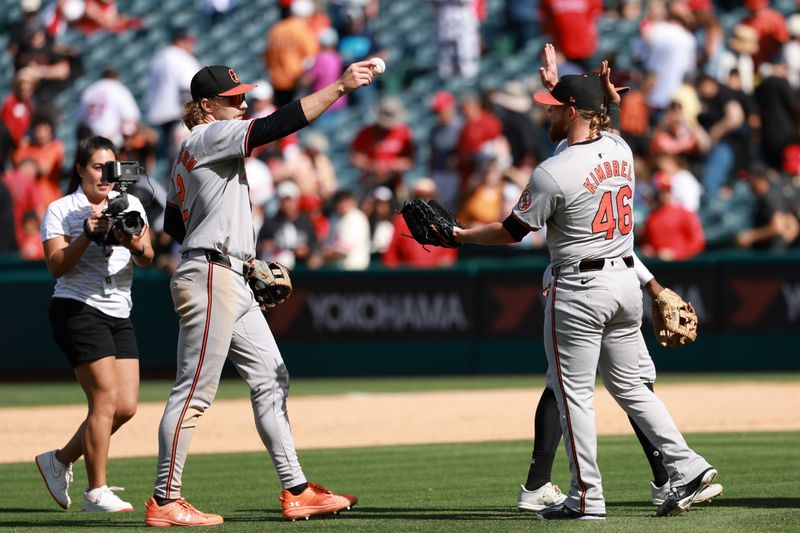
[3,157,45,248]
[736,162,800,250]
[300,193,330,243]
[202,0,238,24]
[696,74,746,198]
[7,0,44,59]
[13,24,71,106]
[539,0,602,71]
[456,91,503,188]
[650,101,710,158]
[74,0,144,34]
[368,186,396,260]
[717,24,758,95]
[0,68,36,171]
[639,0,697,117]
[490,80,540,172]
[322,189,371,270]
[784,14,800,90]
[458,140,513,227]
[13,115,65,207]
[264,0,320,107]
[351,96,414,198]
[146,26,200,165]
[428,90,463,211]
[653,154,703,213]
[336,2,383,115]
[76,67,141,149]
[289,130,337,200]
[742,0,789,70]
[432,0,481,80]
[303,27,345,136]
[383,178,458,268]
[0,179,17,254]
[19,211,45,260]
[641,172,706,261]
[754,60,800,171]
[257,180,320,269]
[505,0,540,52]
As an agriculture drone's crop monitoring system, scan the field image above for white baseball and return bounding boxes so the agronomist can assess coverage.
[369,57,385,75]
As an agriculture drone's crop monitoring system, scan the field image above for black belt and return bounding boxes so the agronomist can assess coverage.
[183,249,249,276]
[578,255,634,272]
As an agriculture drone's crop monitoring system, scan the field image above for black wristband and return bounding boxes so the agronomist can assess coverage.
[130,245,145,257]
[607,102,620,132]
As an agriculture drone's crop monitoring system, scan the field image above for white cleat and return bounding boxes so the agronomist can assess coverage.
[517,482,567,511]
[651,480,670,505]
[35,450,73,510]
[82,485,134,512]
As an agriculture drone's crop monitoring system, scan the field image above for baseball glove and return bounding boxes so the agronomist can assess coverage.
[652,288,698,348]
[247,260,293,310]
[400,199,461,249]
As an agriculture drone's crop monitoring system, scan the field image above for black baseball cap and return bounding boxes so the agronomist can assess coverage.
[534,74,629,113]
[190,65,256,101]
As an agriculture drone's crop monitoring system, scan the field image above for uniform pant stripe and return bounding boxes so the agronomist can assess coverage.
[550,270,588,513]
[165,263,215,496]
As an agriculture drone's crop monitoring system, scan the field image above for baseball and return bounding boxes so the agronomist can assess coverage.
[369,57,386,75]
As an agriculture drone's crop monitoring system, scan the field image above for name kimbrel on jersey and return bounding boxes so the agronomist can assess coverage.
[583,159,633,194]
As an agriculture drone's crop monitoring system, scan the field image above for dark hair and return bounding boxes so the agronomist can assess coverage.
[66,136,117,194]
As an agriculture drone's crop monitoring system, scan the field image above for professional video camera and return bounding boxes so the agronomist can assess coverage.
[91,161,146,246]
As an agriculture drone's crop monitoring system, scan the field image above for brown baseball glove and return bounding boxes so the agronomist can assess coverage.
[652,288,698,348]
[247,260,292,310]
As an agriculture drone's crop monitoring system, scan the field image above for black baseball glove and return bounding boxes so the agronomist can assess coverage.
[400,199,461,249]
[247,260,293,310]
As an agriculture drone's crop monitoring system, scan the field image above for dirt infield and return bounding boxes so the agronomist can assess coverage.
[2,381,798,464]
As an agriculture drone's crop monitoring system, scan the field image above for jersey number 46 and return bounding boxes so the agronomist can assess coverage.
[591,185,632,239]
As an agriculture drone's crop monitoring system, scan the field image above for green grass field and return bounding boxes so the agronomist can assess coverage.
[2,372,799,407]
[1,432,798,532]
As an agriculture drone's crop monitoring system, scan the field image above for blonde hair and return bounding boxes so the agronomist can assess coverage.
[182,100,207,130]
[577,108,610,141]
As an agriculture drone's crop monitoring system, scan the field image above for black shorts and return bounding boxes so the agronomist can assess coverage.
[49,297,139,368]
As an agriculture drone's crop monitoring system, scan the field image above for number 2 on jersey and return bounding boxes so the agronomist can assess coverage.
[591,185,632,239]
[176,174,190,222]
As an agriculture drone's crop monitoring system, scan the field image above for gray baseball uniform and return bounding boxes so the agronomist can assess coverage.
[513,131,711,515]
[154,118,306,499]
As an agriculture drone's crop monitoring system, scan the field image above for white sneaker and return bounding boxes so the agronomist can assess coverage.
[650,480,670,505]
[652,480,724,505]
[517,482,567,511]
[35,450,73,509]
[693,483,723,504]
[82,485,134,512]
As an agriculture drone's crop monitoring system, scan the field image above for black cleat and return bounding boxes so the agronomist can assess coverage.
[535,503,606,520]
[656,467,718,517]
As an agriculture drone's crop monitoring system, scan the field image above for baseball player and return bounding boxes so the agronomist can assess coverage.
[144,62,374,527]
[518,254,723,511]
[451,59,718,519]
[517,45,722,512]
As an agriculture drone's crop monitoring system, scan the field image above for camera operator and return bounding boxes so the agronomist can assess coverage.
[35,136,153,513]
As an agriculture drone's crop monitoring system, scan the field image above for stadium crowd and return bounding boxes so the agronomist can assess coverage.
[1,0,799,270]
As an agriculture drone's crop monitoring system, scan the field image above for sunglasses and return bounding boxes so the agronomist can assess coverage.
[212,93,245,107]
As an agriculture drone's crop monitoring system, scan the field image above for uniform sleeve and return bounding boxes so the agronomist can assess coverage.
[511,166,564,231]
[41,203,67,242]
[166,172,178,208]
[200,119,252,161]
[632,251,654,286]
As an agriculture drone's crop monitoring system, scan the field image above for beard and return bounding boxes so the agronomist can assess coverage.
[548,120,568,143]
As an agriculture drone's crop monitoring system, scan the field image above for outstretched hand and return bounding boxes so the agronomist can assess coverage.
[600,59,620,104]
[539,43,559,91]
[340,61,376,94]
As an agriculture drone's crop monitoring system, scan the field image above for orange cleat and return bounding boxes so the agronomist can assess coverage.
[144,497,224,527]
[280,482,357,521]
